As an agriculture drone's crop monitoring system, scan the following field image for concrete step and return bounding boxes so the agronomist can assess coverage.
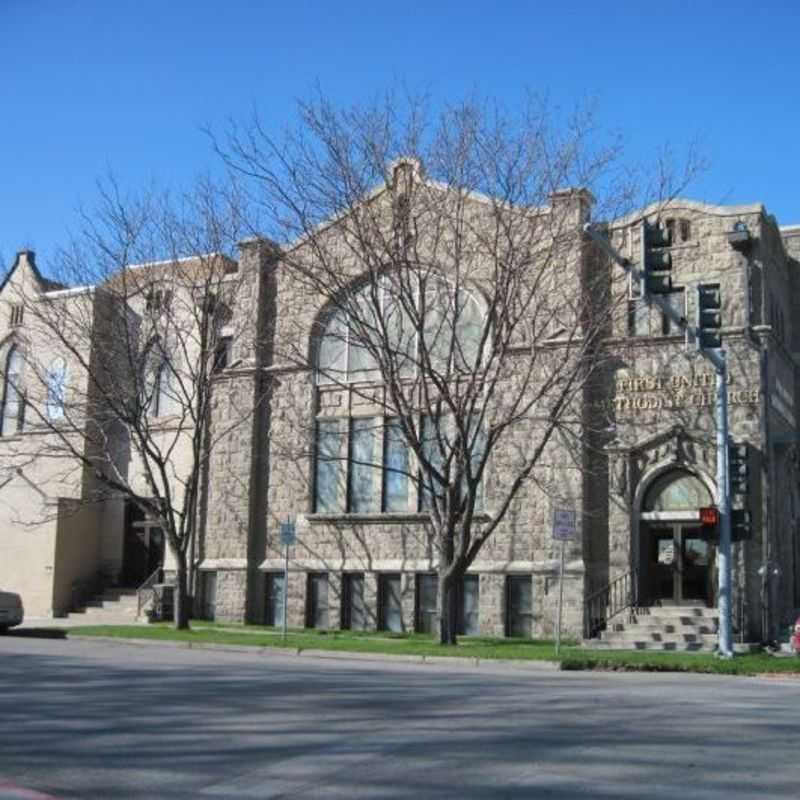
[587,640,715,652]
[585,640,761,654]
[77,605,138,616]
[609,621,717,634]
[635,606,718,619]
[83,599,138,610]
[601,631,719,645]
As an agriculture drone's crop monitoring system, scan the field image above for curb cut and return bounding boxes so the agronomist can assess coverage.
[64,634,562,670]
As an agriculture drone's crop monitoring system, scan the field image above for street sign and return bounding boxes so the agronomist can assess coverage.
[552,508,577,541]
[279,520,296,547]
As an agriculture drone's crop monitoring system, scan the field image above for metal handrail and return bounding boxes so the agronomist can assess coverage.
[136,566,164,618]
[584,569,638,639]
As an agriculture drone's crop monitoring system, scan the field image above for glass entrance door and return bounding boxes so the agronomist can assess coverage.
[647,524,711,605]
[680,527,710,603]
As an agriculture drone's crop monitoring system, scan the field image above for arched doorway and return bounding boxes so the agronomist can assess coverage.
[639,469,715,606]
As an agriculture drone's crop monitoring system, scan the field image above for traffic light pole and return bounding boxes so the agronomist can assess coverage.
[714,354,734,657]
[583,222,734,658]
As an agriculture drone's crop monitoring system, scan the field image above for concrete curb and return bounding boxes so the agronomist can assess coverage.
[64,634,562,670]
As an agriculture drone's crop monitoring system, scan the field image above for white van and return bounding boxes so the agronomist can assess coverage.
[0,590,24,631]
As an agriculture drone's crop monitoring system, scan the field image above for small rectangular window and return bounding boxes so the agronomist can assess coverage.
[9,305,23,327]
[342,573,366,630]
[383,418,409,512]
[459,575,480,636]
[415,573,439,634]
[314,420,347,512]
[200,572,217,621]
[307,573,329,629]
[349,418,379,513]
[419,415,444,511]
[661,289,685,336]
[506,575,533,638]
[265,572,285,627]
[628,299,649,337]
[146,288,172,313]
[213,336,232,372]
[379,573,403,633]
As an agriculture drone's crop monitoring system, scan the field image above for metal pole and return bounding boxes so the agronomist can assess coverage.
[716,354,733,657]
[282,542,289,642]
[556,539,565,656]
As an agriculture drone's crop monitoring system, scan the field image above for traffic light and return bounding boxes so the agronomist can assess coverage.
[641,220,672,294]
[731,508,752,542]
[728,441,749,497]
[699,505,719,530]
[697,283,722,350]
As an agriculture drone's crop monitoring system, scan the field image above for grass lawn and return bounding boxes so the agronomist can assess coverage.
[62,623,563,661]
[54,622,800,676]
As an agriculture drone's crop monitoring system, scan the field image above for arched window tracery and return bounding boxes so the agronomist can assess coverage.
[316,275,485,385]
[312,274,487,515]
[1,344,25,436]
[642,470,712,512]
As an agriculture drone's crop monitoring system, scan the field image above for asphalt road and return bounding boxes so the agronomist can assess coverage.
[1,634,799,799]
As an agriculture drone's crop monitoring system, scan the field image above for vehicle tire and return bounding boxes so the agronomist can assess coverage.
[0,626,8,635]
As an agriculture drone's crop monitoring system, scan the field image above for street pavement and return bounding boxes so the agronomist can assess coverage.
[1,633,799,799]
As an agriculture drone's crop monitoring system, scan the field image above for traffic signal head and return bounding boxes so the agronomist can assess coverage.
[641,221,672,294]
[731,508,752,542]
[697,283,722,350]
[699,506,719,528]
[728,441,749,497]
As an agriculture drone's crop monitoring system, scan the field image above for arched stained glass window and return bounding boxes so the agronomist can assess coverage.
[642,470,712,512]
[316,276,485,384]
[1,345,24,436]
[45,357,68,420]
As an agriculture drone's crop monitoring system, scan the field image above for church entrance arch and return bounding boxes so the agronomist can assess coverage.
[638,469,715,606]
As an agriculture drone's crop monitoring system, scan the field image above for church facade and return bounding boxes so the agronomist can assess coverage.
[2,179,799,643]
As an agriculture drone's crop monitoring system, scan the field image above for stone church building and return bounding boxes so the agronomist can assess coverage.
[2,173,799,645]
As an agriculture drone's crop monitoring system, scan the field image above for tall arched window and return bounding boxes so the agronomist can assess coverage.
[149,360,173,417]
[142,338,175,418]
[1,345,25,436]
[313,275,486,514]
[45,357,68,420]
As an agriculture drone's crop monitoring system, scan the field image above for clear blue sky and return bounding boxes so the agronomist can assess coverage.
[2,0,799,274]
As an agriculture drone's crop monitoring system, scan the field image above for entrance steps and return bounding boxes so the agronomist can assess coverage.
[585,605,756,653]
[60,588,142,625]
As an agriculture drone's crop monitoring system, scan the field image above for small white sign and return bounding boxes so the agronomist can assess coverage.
[552,508,577,541]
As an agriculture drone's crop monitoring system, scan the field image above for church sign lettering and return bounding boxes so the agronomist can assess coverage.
[610,371,759,412]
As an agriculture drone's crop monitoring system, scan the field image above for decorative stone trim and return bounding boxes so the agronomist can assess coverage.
[258,558,585,574]
[305,511,493,525]
[198,558,249,570]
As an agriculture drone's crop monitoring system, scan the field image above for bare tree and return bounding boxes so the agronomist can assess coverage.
[5,176,256,629]
[218,94,648,644]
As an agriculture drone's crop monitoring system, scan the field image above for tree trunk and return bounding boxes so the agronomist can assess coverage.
[173,550,190,630]
[438,576,458,646]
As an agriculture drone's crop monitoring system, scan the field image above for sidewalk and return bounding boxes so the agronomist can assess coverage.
[61,632,563,670]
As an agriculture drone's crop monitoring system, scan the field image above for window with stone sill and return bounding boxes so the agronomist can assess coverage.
[313,414,485,515]
[313,274,487,517]
[314,416,411,514]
